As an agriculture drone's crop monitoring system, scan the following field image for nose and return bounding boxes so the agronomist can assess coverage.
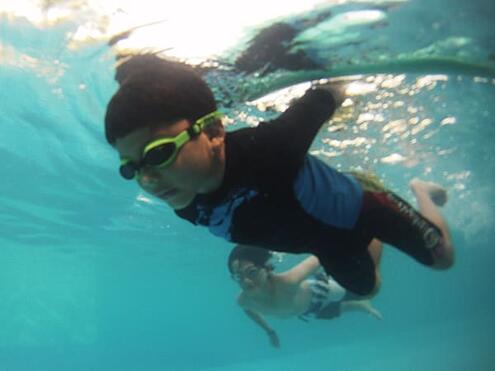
[240,277,253,288]
[137,167,161,189]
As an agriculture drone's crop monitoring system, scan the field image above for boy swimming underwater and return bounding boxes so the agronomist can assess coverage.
[104,54,454,295]
[229,243,383,348]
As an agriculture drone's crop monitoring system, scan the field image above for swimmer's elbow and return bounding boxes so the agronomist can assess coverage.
[349,276,379,298]
[237,294,248,308]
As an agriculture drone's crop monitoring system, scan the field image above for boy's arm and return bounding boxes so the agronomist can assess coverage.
[227,88,341,192]
[263,89,338,160]
[340,300,383,320]
[243,309,280,348]
[280,255,321,285]
[317,300,382,320]
[311,80,347,107]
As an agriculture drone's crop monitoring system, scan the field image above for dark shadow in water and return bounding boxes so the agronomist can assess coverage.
[234,22,322,75]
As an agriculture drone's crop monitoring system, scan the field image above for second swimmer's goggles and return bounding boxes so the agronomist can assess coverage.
[119,111,223,180]
[231,264,262,282]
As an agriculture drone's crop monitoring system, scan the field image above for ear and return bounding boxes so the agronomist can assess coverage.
[204,121,225,140]
[207,126,225,162]
[210,134,225,159]
[206,123,225,148]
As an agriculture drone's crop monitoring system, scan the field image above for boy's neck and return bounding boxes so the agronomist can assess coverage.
[244,274,277,299]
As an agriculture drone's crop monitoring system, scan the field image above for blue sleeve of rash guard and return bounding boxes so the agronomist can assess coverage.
[293,156,363,229]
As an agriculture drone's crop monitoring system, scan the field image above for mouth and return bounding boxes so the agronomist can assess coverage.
[241,281,256,290]
[155,188,178,199]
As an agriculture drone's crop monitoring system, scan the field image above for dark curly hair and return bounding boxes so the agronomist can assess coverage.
[228,245,274,274]
[104,54,218,145]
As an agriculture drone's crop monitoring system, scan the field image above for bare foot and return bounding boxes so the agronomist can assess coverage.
[410,178,447,207]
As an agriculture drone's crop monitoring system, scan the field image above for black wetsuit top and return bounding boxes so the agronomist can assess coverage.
[175,88,443,295]
[176,89,367,257]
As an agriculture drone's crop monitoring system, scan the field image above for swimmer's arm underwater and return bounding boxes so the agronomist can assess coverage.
[243,309,280,348]
[339,300,383,320]
[279,255,321,285]
[311,80,347,107]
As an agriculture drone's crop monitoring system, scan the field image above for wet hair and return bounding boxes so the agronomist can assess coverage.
[228,245,274,273]
[105,54,218,145]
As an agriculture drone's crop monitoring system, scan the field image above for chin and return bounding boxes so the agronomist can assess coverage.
[242,283,256,291]
[167,194,195,210]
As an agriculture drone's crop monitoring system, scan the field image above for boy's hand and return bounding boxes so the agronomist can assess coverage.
[360,300,383,320]
[312,79,348,107]
[268,329,280,348]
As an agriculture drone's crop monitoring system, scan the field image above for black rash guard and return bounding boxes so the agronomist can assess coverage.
[176,90,367,263]
[175,88,443,295]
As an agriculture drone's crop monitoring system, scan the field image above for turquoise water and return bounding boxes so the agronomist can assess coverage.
[1,0,495,370]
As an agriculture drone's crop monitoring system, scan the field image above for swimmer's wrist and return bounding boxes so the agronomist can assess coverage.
[311,82,345,107]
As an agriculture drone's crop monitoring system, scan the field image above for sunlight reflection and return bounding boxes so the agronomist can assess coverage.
[1,0,330,59]
[316,72,463,174]
[380,152,405,164]
[250,82,311,112]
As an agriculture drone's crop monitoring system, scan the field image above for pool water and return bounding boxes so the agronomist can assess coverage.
[1,0,494,370]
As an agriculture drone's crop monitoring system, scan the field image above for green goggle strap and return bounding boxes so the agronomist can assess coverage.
[194,111,223,133]
[142,110,223,157]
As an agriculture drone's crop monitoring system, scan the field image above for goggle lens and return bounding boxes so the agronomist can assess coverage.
[117,110,223,180]
[232,266,260,282]
[143,142,177,166]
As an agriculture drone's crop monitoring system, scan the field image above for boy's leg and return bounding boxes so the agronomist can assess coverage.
[368,239,383,268]
[317,248,377,297]
[358,180,454,271]
[409,178,454,269]
[367,239,383,296]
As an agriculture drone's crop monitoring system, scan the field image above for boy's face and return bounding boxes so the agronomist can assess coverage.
[114,119,224,209]
[231,259,269,291]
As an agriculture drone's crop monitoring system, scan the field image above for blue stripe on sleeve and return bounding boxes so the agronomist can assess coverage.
[293,156,363,229]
